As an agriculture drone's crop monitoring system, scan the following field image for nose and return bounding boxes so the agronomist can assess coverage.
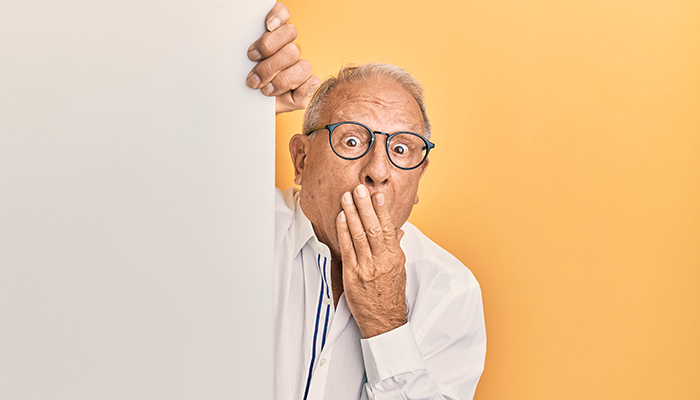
[360,134,391,189]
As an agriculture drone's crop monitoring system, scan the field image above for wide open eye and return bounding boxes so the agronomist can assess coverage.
[388,132,429,168]
[331,122,372,158]
[391,143,410,156]
[344,136,361,148]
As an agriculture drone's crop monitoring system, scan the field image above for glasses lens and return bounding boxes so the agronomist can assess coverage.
[388,133,429,169]
[330,123,372,159]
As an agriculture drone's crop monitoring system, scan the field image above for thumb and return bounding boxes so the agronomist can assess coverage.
[275,75,321,114]
[396,229,405,243]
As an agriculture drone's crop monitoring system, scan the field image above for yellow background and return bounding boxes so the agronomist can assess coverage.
[275,1,700,398]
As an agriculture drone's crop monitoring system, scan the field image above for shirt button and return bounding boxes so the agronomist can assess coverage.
[319,358,327,366]
[323,297,331,305]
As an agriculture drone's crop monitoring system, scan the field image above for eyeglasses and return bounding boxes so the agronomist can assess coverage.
[305,121,435,170]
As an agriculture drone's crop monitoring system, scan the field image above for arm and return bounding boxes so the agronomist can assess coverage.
[246,2,320,114]
[337,185,486,399]
[360,287,486,400]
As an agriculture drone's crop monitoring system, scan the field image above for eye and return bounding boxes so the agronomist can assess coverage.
[391,143,409,155]
[344,136,361,148]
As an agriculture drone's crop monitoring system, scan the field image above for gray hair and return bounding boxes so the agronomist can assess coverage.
[302,63,431,139]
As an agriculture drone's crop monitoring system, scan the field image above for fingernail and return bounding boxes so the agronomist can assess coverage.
[339,211,346,222]
[267,17,281,31]
[246,72,260,88]
[356,185,368,198]
[375,193,385,205]
[261,82,274,95]
[248,48,262,61]
[342,191,353,204]
[308,84,319,96]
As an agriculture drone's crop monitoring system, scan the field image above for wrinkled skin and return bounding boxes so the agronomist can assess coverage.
[289,76,429,337]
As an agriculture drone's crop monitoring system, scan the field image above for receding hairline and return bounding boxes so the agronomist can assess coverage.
[302,63,431,139]
[329,91,426,135]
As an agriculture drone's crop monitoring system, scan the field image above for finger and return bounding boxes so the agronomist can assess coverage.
[248,23,297,62]
[396,229,405,243]
[265,59,312,97]
[373,192,400,249]
[352,185,387,256]
[340,191,374,266]
[247,42,300,90]
[275,74,321,114]
[336,211,358,272]
[265,2,291,32]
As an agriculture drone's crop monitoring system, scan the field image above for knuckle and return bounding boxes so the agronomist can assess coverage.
[298,59,312,75]
[290,59,305,73]
[285,62,308,84]
[376,208,392,220]
[272,72,292,92]
[283,41,301,61]
[378,210,393,223]
[366,225,383,237]
[257,33,275,56]
[284,23,298,40]
[340,237,353,251]
[288,59,304,72]
[382,225,395,236]
[254,60,274,81]
[380,218,396,231]
[351,230,367,242]
[358,269,376,281]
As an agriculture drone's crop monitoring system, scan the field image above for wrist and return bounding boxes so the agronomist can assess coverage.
[358,313,407,338]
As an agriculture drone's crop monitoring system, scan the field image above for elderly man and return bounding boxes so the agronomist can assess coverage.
[248,4,486,400]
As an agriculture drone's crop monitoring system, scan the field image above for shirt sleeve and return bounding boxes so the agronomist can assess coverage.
[359,286,486,400]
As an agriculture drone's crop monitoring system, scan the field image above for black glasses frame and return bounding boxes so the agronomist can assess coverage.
[305,121,435,170]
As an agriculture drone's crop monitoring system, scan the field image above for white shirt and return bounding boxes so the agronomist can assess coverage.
[274,188,486,400]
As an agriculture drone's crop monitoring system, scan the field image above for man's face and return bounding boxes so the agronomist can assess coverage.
[290,75,429,257]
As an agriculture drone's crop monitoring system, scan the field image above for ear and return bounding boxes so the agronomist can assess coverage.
[417,157,430,179]
[414,157,430,205]
[289,134,309,186]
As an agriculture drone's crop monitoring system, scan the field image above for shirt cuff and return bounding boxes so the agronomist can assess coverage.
[360,322,426,383]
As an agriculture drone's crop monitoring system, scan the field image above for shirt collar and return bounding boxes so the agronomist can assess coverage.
[292,189,330,258]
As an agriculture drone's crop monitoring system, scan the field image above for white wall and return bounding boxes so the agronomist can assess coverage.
[0,1,274,398]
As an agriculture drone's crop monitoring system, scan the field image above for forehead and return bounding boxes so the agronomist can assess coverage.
[320,76,424,134]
